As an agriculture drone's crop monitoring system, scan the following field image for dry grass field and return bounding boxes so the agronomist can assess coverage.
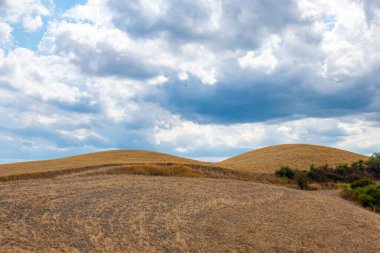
[0,144,377,252]
[0,144,367,181]
[0,174,379,252]
[219,144,368,173]
[0,150,209,180]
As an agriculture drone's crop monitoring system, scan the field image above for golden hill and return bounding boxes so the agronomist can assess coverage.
[0,150,207,178]
[0,144,369,180]
[1,175,379,252]
[218,144,368,173]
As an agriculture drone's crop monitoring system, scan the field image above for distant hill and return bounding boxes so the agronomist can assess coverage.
[218,144,368,173]
[0,144,369,179]
[0,150,207,178]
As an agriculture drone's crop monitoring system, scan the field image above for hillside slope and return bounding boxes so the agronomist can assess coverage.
[0,150,206,177]
[218,144,368,173]
[1,175,379,252]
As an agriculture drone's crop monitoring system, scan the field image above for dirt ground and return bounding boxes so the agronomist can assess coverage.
[0,175,379,253]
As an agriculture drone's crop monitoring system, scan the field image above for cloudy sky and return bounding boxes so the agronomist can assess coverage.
[0,0,380,163]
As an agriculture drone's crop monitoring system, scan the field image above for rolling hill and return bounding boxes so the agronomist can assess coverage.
[0,144,369,180]
[0,150,207,178]
[1,175,379,252]
[0,144,378,252]
[218,144,368,173]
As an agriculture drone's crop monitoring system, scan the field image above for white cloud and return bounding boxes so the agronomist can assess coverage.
[147,75,169,86]
[0,22,12,45]
[0,47,87,104]
[0,0,52,25]
[1,0,380,162]
[153,115,380,155]
[23,15,43,32]
[59,129,102,141]
[239,35,281,74]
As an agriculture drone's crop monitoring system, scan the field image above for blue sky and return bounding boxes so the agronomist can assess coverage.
[1,0,380,163]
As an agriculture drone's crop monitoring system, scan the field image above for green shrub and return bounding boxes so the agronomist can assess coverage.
[275,166,294,179]
[350,179,374,189]
[307,164,343,183]
[294,170,308,190]
[351,160,366,171]
[341,180,380,212]
[368,152,380,177]
[336,164,349,175]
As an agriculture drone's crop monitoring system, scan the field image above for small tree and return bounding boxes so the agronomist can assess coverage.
[336,164,349,175]
[294,170,308,190]
[367,152,380,178]
[275,166,294,179]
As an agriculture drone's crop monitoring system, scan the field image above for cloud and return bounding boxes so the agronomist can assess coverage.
[153,115,380,157]
[108,0,302,49]
[0,21,12,45]
[23,15,43,32]
[0,0,52,32]
[0,47,90,105]
[1,0,380,162]
[363,0,380,24]
[239,35,281,74]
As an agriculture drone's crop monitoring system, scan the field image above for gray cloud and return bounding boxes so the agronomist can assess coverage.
[2,0,380,162]
[42,31,158,79]
[153,70,377,124]
[108,0,304,50]
[363,0,380,23]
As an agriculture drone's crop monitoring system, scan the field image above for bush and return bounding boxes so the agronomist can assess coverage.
[275,166,294,179]
[351,160,366,171]
[307,164,343,183]
[368,152,380,177]
[350,179,374,189]
[341,180,380,212]
[353,184,380,210]
[336,164,349,175]
[294,170,308,190]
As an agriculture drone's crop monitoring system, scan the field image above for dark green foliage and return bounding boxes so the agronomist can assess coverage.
[305,154,380,183]
[275,166,294,179]
[275,167,308,189]
[274,153,380,190]
[341,180,380,212]
[294,170,308,190]
[307,164,342,182]
[367,152,380,177]
[336,164,349,175]
[342,181,380,212]
[350,179,374,189]
[351,160,366,171]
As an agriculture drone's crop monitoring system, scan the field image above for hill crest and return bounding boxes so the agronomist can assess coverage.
[218,144,367,173]
[0,144,368,177]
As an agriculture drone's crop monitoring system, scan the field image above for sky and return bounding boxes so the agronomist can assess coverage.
[0,0,380,163]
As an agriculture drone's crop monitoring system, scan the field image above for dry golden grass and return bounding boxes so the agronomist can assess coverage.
[0,145,378,252]
[0,144,368,182]
[0,150,208,179]
[81,163,293,187]
[1,175,379,252]
[218,144,368,173]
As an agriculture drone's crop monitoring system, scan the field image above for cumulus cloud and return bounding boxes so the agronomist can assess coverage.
[1,0,380,162]
[0,21,12,45]
[0,47,89,105]
[153,116,380,158]
[23,15,43,32]
[108,0,301,48]
[0,0,52,31]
